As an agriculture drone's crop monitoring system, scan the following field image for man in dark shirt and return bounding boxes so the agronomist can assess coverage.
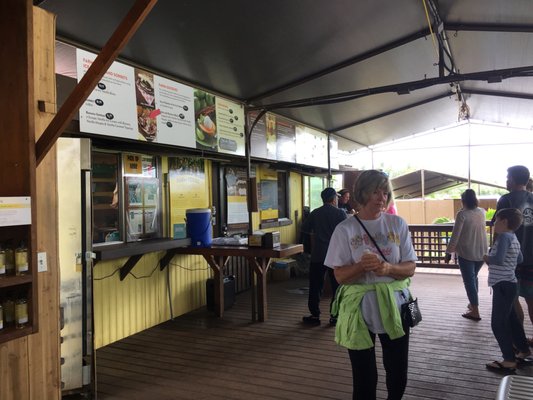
[301,187,347,325]
[494,165,533,342]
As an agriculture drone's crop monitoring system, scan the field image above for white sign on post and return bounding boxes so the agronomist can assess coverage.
[0,197,31,227]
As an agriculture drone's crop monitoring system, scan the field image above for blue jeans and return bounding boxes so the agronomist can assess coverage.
[491,281,529,361]
[458,256,484,307]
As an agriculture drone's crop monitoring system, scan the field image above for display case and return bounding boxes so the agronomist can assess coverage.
[92,152,120,244]
[0,203,35,343]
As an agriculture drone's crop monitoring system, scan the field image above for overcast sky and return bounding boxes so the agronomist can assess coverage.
[343,120,533,187]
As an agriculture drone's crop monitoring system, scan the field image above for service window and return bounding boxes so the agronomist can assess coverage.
[92,150,162,245]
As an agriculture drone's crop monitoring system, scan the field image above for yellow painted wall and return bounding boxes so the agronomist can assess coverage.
[93,165,304,348]
[93,252,211,348]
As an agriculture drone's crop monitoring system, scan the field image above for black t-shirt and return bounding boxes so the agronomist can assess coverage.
[301,204,347,263]
[495,190,533,266]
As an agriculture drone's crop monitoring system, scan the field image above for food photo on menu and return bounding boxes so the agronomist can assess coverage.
[194,89,217,151]
[135,69,158,141]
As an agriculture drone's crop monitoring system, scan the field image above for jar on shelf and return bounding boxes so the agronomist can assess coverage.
[0,246,6,277]
[15,297,28,329]
[2,298,14,326]
[4,242,15,276]
[15,241,29,276]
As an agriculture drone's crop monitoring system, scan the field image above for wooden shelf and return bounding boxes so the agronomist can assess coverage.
[0,325,34,344]
[0,275,32,289]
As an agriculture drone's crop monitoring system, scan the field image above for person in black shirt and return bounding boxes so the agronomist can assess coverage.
[301,188,347,325]
[494,165,533,345]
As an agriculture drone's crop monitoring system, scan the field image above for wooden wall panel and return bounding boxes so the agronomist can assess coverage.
[31,7,61,400]
[0,3,60,400]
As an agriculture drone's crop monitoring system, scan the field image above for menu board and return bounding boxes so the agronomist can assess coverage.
[153,75,195,148]
[295,126,328,168]
[77,49,138,139]
[216,97,245,156]
[329,137,339,170]
[248,111,267,159]
[77,49,244,157]
[275,118,296,163]
[75,48,336,167]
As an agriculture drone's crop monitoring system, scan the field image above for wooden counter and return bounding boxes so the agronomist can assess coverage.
[171,244,303,321]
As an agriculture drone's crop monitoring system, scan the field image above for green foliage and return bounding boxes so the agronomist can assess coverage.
[486,208,496,221]
[432,216,452,224]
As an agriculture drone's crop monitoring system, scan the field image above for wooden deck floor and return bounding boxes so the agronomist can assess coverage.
[95,271,533,400]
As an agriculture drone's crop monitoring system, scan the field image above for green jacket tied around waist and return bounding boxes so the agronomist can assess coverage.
[331,278,410,350]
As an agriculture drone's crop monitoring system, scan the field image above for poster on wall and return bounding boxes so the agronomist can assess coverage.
[225,167,249,226]
[168,157,209,239]
[77,49,138,140]
[266,113,277,160]
[124,176,161,241]
[258,168,279,222]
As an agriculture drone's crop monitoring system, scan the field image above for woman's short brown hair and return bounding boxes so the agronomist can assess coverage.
[353,170,393,210]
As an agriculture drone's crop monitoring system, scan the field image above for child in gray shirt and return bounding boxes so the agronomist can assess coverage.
[484,208,530,372]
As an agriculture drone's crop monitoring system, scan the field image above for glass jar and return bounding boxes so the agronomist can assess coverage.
[15,241,29,276]
[15,298,28,329]
[5,245,15,276]
[0,247,6,277]
[2,298,14,326]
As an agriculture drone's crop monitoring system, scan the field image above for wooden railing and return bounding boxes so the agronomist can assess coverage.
[409,222,493,268]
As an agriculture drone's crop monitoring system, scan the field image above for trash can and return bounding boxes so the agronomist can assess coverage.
[206,275,235,311]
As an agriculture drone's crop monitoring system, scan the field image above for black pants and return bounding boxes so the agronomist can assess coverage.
[348,325,410,400]
[308,262,339,317]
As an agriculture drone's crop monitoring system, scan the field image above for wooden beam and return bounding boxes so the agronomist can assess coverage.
[35,0,157,165]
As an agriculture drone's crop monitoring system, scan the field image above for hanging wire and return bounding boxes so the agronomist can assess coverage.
[422,0,439,61]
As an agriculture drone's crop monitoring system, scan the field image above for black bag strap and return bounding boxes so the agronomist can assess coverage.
[354,214,388,262]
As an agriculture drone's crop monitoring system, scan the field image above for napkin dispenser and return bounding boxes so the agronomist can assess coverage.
[262,231,280,248]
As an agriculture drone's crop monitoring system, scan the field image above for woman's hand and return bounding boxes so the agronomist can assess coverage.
[360,252,381,272]
[375,261,391,276]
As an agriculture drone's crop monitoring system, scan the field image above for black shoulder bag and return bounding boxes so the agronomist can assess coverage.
[354,214,422,328]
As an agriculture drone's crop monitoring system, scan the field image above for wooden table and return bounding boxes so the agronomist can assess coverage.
[171,244,303,321]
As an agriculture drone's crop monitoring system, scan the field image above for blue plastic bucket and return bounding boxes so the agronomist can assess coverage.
[186,208,212,247]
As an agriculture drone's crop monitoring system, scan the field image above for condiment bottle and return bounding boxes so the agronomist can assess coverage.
[15,297,28,329]
[4,242,15,276]
[0,246,5,277]
[15,241,29,276]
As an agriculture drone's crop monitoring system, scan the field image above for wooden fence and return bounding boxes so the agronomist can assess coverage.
[409,222,493,268]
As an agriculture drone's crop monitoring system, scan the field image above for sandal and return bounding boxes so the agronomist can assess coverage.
[516,350,532,361]
[486,360,516,373]
[462,312,481,321]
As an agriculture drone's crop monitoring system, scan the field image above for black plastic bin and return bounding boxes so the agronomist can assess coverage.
[206,275,236,311]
